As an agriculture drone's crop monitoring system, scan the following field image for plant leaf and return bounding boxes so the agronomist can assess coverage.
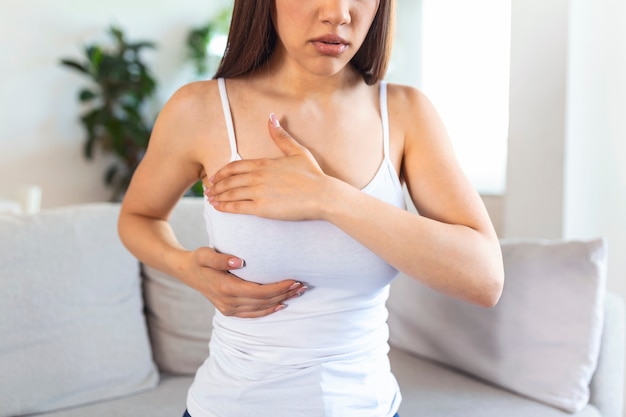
[62,25,158,196]
[79,89,98,102]
[104,163,118,185]
[60,59,89,74]
[109,26,125,45]
[187,180,205,197]
[84,132,97,159]
[127,41,157,52]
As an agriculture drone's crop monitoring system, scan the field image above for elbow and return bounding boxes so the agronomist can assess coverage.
[471,237,505,308]
[477,278,503,308]
[474,264,504,308]
[441,266,504,308]
[117,211,128,247]
[117,208,135,252]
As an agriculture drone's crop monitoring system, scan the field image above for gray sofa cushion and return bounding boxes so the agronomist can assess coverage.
[143,265,214,374]
[35,348,602,417]
[0,204,158,417]
[390,348,601,417]
[32,375,193,417]
[388,238,607,413]
[143,198,215,374]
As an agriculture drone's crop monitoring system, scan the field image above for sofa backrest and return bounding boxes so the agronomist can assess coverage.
[388,239,609,413]
[0,203,158,417]
[142,198,215,374]
[4,198,617,416]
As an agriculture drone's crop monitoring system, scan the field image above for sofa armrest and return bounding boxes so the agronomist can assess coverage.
[589,292,625,417]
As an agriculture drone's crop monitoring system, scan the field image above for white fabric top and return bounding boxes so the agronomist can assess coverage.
[187,78,406,417]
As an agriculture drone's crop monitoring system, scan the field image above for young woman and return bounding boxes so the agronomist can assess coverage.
[118,1,504,416]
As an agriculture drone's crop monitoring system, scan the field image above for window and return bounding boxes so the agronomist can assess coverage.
[390,0,511,195]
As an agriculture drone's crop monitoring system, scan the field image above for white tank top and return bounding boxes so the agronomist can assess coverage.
[187,78,406,417]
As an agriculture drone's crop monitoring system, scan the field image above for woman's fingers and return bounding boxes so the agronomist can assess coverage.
[193,247,308,318]
[205,113,329,220]
[210,159,267,185]
[195,246,245,271]
[215,276,308,317]
[268,113,308,156]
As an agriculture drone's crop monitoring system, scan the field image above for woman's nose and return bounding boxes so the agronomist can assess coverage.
[318,0,352,26]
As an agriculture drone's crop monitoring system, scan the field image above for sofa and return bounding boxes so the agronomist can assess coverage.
[0,198,623,417]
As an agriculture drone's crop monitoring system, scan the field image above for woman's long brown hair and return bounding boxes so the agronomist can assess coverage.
[214,0,395,85]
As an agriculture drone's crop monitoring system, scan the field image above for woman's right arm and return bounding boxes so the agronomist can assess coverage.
[118,81,305,318]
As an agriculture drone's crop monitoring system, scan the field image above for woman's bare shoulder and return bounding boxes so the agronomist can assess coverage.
[385,82,447,140]
[146,79,231,175]
[153,80,228,147]
[160,79,222,122]
[385,83,433,116]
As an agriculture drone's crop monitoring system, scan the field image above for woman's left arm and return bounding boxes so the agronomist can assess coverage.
[321,86,504,307]
[207,90,504,307]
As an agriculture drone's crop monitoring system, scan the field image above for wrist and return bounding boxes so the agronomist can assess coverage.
[316,175,360,222]
[161,246,195,280]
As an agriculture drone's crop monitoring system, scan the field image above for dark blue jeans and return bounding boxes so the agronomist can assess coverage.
[183,411,399,417]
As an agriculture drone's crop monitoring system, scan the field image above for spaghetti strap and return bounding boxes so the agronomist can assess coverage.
[217,78,239,161]
[379,81,390,158]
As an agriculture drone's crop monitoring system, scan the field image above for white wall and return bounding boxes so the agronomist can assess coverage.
[505,0,626,299]
[388,0,422,87]
[504,0,568,239]
[565,0,626,311]
[0,0,228,207]
[505,1,626,413]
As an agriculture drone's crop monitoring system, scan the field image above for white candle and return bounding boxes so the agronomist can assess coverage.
[16,185,42,214]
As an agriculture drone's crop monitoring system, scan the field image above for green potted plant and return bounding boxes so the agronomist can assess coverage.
[61,26,157,201]
[186,6,232,78]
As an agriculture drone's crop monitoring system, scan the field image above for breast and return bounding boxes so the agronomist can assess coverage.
[203,204,398,294]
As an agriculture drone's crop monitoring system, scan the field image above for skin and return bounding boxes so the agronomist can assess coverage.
[118,0,504,319]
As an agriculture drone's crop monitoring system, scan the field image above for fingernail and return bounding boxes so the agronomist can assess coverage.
[269,113,280,128]
[209,175,215,183]
[288,282,302,290]
[295,287,308,297]
[274,304,287,312]
[228,258,245,268]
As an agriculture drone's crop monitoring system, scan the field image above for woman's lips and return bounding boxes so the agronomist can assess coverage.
[310,35,349,56]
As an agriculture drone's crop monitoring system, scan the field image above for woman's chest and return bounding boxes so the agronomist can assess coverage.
[204,207,399,292]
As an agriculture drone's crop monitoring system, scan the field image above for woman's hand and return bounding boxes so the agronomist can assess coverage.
[185,246,307,318]
[205,113,331,221]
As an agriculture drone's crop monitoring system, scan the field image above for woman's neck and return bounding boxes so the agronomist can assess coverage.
[251,49,364,101]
